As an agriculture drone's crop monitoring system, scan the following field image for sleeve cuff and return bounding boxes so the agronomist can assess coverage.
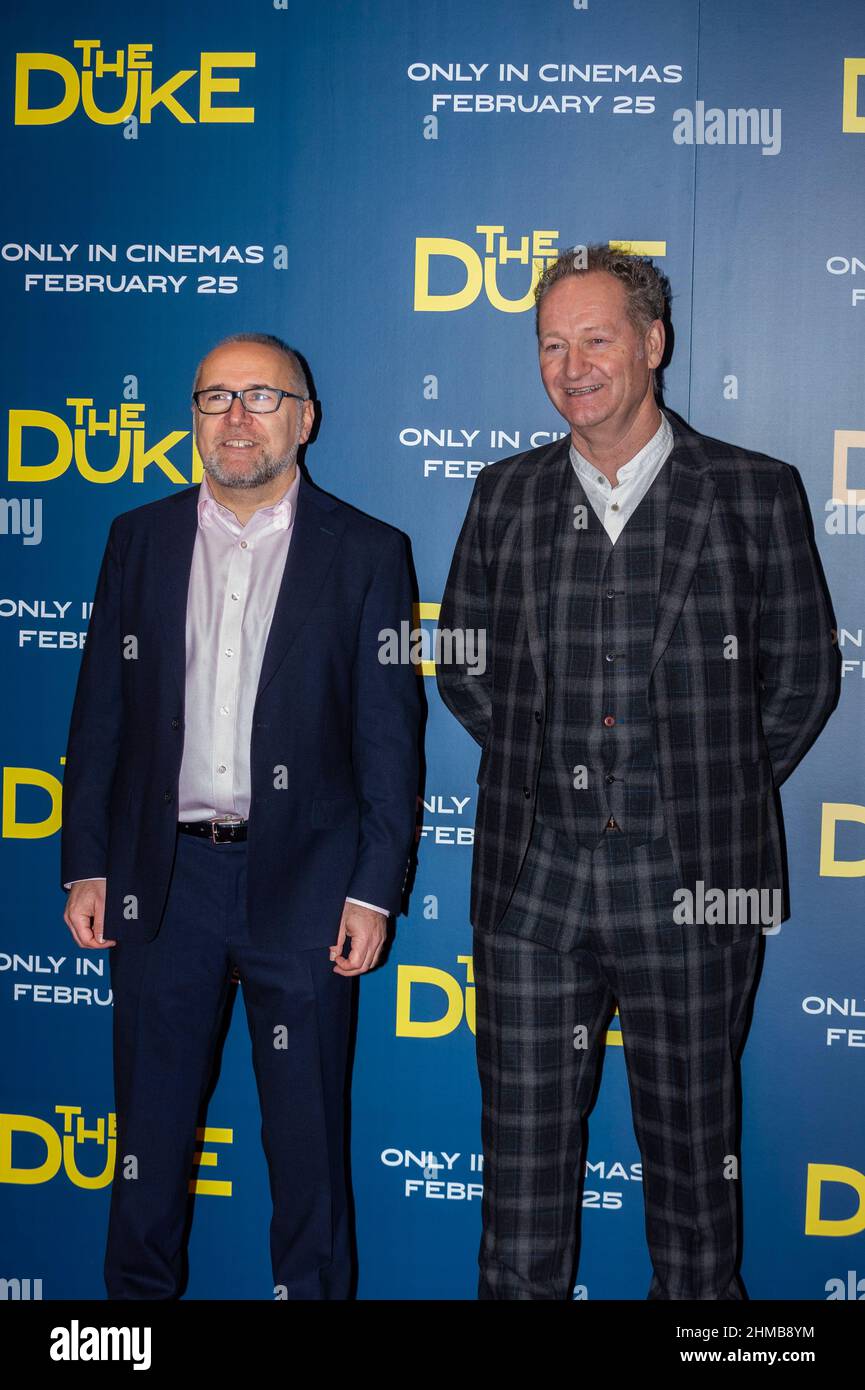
[345,896,390,917]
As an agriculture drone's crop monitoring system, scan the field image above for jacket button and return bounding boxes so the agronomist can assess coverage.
[163,790,172,803]
[523,786,531,798]
[603,715,616,727]
[171,718,180,729]
[605,773,615,784]
[533,710,541,723]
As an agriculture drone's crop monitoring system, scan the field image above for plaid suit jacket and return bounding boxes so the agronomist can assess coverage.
[436,412,840,935]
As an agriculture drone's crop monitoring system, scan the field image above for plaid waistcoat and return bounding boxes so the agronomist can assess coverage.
[536,460,671,845]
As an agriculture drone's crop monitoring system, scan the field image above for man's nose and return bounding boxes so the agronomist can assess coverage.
[227,394,252,422]
[563,346,590,378]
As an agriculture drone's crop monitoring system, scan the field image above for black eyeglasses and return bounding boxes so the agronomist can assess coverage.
[192,387,308,415]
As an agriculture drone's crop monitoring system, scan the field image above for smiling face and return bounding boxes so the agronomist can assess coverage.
[193,341,314,491]
[537,271,664,453]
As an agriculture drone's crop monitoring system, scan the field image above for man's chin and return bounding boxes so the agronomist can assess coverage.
[203,452,295,491]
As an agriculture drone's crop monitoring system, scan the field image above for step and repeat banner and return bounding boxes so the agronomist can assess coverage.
[1,0,863,1301]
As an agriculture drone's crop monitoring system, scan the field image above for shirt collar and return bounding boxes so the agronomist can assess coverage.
[569,410,672,490]
[197,468,299,533]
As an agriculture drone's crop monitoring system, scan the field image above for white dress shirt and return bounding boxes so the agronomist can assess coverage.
[569,410,674,543]
[67,469,389,917]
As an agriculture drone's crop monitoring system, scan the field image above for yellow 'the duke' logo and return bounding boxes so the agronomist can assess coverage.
[15,41,255,125]
[414,232,667,312]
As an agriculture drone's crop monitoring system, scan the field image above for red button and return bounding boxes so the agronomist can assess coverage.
[603,715,616,727]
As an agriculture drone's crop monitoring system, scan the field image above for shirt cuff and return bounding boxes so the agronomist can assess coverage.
[345,896,390,918]
[64,878,107,890]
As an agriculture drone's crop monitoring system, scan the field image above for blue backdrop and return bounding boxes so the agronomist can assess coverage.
[1,0,863,1301]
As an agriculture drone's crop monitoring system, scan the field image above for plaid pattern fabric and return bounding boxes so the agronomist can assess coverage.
[472,820,762,1299]
[537,454,670,845]
[437,412,840,940]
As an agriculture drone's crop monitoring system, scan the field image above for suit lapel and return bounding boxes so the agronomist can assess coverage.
[156,488,198,704]
[521,438,571,689]
[255,472,345,698]
[649,418,716,675]
[156,471,346,706]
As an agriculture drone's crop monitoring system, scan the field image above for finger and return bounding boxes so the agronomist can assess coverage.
[329,906,349,962]
[332,938,367,976]
[65,905,115,949]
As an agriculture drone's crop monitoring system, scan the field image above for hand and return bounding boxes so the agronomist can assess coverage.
[64,879,116,949]
[329,901,388,976]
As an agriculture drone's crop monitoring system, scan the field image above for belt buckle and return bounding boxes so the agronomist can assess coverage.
[210,817,241,844]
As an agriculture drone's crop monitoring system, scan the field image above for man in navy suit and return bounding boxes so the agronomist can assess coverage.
[61,332,420,1299]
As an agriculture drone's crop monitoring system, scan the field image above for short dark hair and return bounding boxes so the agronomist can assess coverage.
[534,244,670,337]
[193,332,308,395]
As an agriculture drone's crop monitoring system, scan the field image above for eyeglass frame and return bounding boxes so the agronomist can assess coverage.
[192,386,309,414]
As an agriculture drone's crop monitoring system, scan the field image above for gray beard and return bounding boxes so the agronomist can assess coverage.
[200,441,299,491]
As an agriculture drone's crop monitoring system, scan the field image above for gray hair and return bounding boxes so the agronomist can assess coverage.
[534,244,670,337]
[193,332,309,396]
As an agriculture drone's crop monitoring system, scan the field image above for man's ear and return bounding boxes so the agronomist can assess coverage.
[646,318,665,371]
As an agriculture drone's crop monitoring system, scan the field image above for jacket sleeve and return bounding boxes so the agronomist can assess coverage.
[435,471,493,748]
[346,529,421,913]
[60,519,124,887]
[758,465,840,786]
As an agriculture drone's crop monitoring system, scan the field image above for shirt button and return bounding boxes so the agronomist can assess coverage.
[240,541,249,549]
[610,503,620,512]
[230,592,240,601]
[225,648,234,657]
[217,764,227,774]
[603,715,616,728]
[220,705,230,715]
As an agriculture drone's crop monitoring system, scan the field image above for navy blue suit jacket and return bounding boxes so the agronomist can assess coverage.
[60,471,421,950]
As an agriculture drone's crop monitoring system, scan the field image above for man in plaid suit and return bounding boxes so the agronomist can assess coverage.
[436,245,839,1300]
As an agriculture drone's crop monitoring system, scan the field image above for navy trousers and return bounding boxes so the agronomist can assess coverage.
[105,830,353,1299]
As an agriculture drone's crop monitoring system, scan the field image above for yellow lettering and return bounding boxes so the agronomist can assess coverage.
[7,410,73,482]
[832,430,865,505]
[0,1114,62,1185]
[199,52,256,123]
[138,66,196,123]
[132,429,190,483]
[80,69,139,124]
[820,802,865,876]
[15,53,79,125]
[414,238,482,312]
[483,255,544,312]
[396,965,464,1037]
[842,58,865,132]
[3,767,62,839]
[806,1163,865,1236]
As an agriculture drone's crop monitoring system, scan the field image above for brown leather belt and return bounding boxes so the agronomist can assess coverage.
[177,819,249,844]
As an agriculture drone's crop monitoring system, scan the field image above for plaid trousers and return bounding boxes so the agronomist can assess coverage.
[472,814,763,1300]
